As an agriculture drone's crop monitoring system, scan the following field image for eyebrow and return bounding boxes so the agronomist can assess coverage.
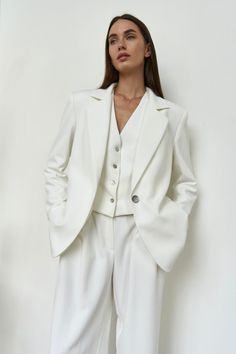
[108,29,137,40]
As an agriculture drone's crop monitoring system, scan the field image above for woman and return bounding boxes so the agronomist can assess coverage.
[44,13,198,354]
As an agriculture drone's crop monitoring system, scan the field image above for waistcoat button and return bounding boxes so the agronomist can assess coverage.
[110,198,115,203]
[113,163,117,169]
[131,195,139,203]
[115,145,120,152]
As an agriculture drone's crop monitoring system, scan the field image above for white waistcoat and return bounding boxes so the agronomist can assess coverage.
[92,88,148,216]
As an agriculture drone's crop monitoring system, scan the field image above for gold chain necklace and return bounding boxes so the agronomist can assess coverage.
[114,87,145,103]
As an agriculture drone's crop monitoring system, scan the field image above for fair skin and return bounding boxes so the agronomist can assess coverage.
[108,19,151,133]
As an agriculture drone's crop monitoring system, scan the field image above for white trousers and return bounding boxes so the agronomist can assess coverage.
[48,211,167,354]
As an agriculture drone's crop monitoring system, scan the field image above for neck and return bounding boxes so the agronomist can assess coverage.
[114,71,146,99]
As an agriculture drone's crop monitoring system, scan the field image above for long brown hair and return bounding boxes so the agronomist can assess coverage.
[98,13,164,98]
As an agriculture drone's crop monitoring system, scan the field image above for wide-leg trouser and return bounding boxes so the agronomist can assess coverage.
[48,210,167,354]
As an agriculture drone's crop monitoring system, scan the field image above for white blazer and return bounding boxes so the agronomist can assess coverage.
[43,82,198,272]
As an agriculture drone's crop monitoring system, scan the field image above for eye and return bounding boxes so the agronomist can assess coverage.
[127,35,135,39]
[109,38,116,45]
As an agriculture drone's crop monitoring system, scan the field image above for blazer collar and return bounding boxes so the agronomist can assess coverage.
[90,82,170,110]
[87,82,170,194]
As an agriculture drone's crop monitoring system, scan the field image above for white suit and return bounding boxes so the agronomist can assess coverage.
[43,82,198,273]
[44,82,198,354]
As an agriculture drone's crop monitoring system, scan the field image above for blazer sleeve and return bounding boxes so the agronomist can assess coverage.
[167,111,198,216]
[43,93,76,218]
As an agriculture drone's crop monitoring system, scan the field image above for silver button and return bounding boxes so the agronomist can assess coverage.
[115,145,120,152]
[131,195,139,203]
[110,198,115,203]
[113,163,117,169]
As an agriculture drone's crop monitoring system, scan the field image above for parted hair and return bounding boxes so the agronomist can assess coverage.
[99,13,164,98]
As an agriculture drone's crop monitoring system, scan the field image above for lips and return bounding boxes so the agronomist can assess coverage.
[117,53,130,60]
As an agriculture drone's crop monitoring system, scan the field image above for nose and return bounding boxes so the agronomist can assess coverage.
[118,38,126,50]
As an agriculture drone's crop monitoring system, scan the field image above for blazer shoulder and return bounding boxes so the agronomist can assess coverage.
[159,96,187,117]
[70,87,94,102]
[71,86,105,101]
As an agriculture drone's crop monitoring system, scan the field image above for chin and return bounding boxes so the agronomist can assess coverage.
[116,64,135,74]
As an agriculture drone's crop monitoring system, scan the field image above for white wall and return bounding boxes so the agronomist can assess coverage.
[1,1,235,353]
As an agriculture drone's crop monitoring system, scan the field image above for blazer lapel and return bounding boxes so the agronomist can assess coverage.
[87,83,114,184]
[87,82,170,192]
[130,87,169,193]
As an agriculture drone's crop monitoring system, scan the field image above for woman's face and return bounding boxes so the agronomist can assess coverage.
[108,19,151,74]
